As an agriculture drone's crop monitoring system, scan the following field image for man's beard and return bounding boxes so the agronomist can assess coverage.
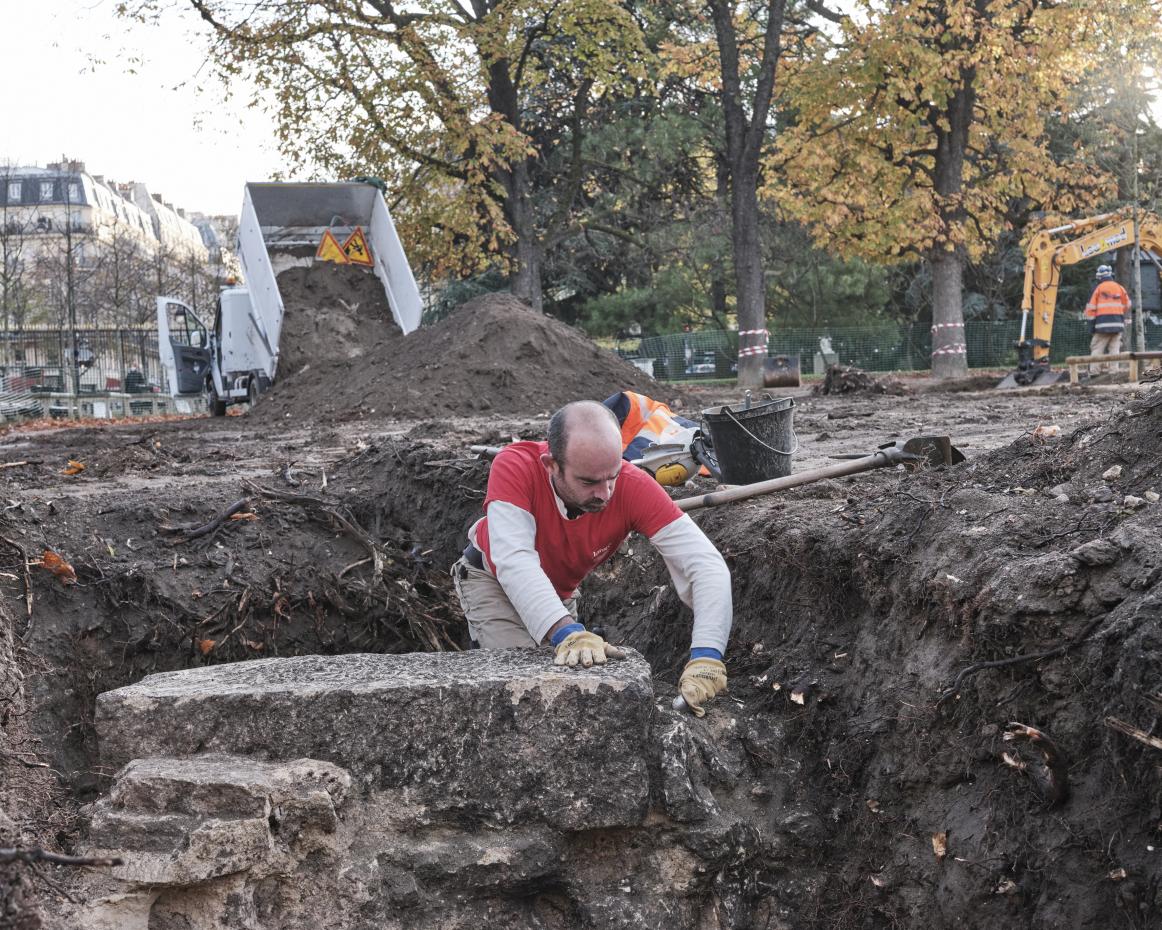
[552,475,606,515]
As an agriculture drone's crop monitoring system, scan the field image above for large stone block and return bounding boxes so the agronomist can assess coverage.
[96,650,655,831]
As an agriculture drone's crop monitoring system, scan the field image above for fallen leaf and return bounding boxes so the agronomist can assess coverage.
[197,638,216,655]
[228,511,258,522]
[932,832,948,859]
[62,459,85,476]
[243,639,264,651]
[39,550,77,585]
[1108,867,1127,881]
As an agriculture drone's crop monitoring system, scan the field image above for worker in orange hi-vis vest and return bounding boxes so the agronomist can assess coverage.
[1084,264,1132,374]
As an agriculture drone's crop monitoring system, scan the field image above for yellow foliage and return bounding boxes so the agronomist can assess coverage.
[770,0,1119,263]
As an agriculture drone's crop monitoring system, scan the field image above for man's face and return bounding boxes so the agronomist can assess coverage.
[544,436,623,514]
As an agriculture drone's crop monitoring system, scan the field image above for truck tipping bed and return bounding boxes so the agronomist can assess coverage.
[239,182,422,379]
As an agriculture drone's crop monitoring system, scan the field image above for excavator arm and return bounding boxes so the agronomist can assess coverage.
[1000,211,1162,388]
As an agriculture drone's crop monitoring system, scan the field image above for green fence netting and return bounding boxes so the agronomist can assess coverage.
[631,319,1162,381]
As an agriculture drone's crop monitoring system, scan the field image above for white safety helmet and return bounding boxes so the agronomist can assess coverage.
[1096,264,1113,280]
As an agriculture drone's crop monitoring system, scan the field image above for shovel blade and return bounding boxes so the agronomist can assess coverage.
[899,435,965,468]
[762,355,802,388]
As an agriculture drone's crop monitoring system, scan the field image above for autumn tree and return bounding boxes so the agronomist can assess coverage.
[123,0,647,311]
[775,0,1111,377]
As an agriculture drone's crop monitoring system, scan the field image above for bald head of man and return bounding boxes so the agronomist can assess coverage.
[541,401,624,514]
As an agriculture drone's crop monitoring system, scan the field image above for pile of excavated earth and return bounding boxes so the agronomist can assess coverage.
[264,264,670,421]
[0,280,1159,929]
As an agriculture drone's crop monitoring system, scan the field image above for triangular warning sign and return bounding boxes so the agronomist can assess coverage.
[341,227,374,267]
[316,230,350,264]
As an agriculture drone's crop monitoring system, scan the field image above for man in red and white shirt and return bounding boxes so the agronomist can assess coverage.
[452,400,732,716]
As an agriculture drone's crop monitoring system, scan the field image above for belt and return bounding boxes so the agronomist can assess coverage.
[463,543,486,570]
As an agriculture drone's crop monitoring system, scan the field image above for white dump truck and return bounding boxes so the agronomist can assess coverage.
[157,181,421,414]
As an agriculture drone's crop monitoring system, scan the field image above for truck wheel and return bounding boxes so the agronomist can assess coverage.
[248,375,262,407]
[208,381,227,417]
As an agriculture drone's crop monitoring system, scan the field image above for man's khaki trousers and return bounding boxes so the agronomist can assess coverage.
[450,556,578,649]
[1089,331,1122,373]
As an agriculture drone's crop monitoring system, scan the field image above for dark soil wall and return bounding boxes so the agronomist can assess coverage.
[588,389,1162,929]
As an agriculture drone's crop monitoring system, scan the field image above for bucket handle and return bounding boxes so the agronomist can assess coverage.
[712,405,799,458]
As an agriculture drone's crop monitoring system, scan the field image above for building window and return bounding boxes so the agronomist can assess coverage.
[7,181,20,203]
[68,182,81,203]
[40,181,54,202]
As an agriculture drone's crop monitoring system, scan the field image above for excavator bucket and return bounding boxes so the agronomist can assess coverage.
[762,355,802,388]
[996,367,1069,389]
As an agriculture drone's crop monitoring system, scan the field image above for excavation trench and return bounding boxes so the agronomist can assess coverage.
[0,385,1159,928]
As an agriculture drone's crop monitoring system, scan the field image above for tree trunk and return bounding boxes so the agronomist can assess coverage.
[486,54,542,312]
[927,68,975,379]
[708,0,787,389]
[503,158,541,311]
[732,169,766,387]
[930,251,967,378]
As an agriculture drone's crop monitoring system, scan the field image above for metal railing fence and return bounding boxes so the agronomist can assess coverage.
[0,327,173,422]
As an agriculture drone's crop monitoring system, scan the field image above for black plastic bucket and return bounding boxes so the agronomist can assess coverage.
[702,395,796,485]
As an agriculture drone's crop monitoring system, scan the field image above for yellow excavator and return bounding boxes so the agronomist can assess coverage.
[998,211,1162,388]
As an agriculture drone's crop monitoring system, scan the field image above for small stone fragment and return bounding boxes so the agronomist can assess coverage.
[1088,486,1115,503]
[1070,539,1121,567]
[1145,491,1159,503]
[1123,495,1146,510]
[1102,465,1123,481]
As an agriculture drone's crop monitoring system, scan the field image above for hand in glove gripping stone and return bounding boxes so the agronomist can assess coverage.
[679,658,727,717]
[553,630,627,668]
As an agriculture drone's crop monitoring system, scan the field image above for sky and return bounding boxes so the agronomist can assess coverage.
[4,2,1160,222]
[2,0,284,216]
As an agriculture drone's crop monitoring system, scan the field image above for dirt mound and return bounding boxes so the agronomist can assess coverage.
[260,291,675,421]
[274,263,402,377]
[815,363,908,395]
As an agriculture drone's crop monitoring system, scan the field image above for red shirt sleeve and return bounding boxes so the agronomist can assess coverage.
[483,443,540,513]
[621,462,683,538]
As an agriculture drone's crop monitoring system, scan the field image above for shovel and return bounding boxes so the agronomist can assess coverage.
[677,435,963,511]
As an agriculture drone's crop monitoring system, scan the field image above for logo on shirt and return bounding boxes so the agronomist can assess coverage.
[592,545,613,560]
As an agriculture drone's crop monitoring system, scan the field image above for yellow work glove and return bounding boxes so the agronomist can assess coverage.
[679,658,728,717]
[553,630,627,668]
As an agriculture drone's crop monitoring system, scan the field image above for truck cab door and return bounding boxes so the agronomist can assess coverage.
[156,298,212,395]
